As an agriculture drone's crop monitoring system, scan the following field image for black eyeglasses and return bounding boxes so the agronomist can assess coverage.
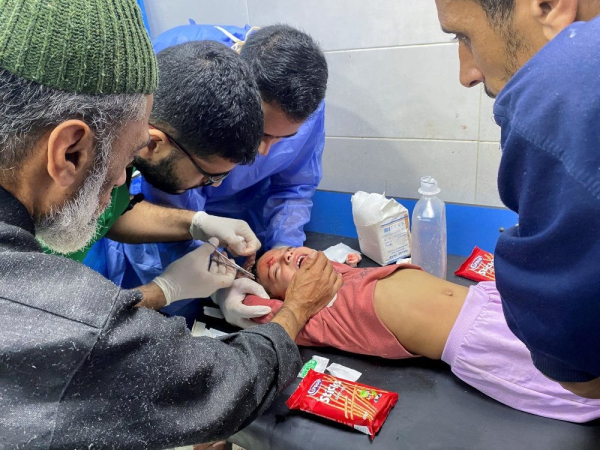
[149,124,231,187]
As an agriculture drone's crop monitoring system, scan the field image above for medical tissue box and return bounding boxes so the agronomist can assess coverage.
[351,191,412,266]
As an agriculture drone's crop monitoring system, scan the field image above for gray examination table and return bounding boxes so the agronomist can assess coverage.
[228,232,600,450]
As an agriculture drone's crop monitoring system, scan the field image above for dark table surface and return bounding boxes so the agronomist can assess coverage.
[230,232,600,450]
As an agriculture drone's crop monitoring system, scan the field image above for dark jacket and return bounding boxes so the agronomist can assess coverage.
[0,185,301,449]
[494,16,600,382]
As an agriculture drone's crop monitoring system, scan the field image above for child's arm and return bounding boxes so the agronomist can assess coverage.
[243,295,283,324]
[243,295,327,348]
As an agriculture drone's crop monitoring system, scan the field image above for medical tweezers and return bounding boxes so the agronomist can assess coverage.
[207,241,256,280]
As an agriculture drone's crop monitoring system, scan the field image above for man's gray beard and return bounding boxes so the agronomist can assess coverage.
[36,151,111,255]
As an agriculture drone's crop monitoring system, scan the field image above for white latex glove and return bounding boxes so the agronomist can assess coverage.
[211,277,272,329]
[153,238,235,305]
[190,212,261,256]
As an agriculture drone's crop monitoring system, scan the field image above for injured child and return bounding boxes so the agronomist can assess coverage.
[243,246,600,423]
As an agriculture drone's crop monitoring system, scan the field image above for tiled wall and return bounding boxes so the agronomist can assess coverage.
[143,0,504,207]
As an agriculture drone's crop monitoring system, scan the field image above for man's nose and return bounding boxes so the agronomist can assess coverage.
[458,42,484,88]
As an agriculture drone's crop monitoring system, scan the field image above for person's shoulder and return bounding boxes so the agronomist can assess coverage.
[331,261,352,273]
[494,18,600,190]
[496,18,600,122]
[0,249,135,329]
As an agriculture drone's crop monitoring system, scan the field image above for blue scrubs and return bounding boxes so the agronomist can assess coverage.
[85,23,325,295]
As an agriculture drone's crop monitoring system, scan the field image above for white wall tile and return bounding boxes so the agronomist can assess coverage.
[325,44,481,141]
[142,1,505,210]
[246,0,449,51]
[475,142,504,207]
[144,0,249,38]
[319,138,478,204]
[479,91,501,142]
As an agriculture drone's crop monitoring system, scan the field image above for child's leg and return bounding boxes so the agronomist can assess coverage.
[442,282,600,423]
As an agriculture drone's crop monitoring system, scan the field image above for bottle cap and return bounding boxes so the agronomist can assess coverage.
[418,176,441,195]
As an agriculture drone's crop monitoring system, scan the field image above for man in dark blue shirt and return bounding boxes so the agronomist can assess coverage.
[435,0,600,399]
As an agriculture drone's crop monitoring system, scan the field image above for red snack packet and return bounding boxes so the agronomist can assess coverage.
[286,369,398,440]
[455,246,495,282]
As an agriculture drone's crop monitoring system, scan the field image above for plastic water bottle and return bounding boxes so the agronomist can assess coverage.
[411,176,447,279]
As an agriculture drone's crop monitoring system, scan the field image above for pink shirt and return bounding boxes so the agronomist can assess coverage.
[245,262,419,359]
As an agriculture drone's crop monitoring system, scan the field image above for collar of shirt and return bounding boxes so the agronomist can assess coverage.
[0,184,35,236]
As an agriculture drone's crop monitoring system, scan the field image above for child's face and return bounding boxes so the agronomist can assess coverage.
[256,246,314,299]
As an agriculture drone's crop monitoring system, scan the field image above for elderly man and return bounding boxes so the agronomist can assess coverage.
[0,1,341,448]
[434,0,600,398]
[44,40,265,279]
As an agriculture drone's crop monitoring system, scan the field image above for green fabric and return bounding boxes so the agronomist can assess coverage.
[41,183,131,262]
[0,0,157,94]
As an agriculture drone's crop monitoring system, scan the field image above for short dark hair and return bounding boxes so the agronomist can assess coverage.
[151,41,263,165]
[475,0,515,27]
[241,25,328,123]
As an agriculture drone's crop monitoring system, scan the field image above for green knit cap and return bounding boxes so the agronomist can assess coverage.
[0,0,157,94]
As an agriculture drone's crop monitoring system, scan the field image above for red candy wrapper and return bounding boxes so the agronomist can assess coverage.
[286,369,398,440]
[455,246,495,282]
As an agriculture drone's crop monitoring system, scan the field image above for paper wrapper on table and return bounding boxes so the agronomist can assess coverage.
[351,191,411,266]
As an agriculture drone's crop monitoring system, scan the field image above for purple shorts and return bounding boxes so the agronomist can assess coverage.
[442,282,600,423]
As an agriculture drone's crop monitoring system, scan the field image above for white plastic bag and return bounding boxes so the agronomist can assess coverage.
[351,191,411,266]
[323,243,361,263]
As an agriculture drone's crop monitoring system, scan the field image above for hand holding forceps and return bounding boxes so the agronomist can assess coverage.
[207,241,256,280]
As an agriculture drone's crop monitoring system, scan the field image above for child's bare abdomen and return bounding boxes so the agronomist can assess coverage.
[373,269,469,359]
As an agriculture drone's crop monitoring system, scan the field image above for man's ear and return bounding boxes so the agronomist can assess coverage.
[139,128,171,161]
[46,120,95,187]
[531,0,578,40]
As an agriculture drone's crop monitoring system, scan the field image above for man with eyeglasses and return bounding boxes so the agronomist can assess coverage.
[97,24,329,328]
[46,40,266,307]
[148,24,328,252]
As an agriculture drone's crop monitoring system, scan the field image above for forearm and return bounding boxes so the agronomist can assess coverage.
[107,201,195,244]
[135,282,167,310]
[271,305,307,341]
[81,302,301,447]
